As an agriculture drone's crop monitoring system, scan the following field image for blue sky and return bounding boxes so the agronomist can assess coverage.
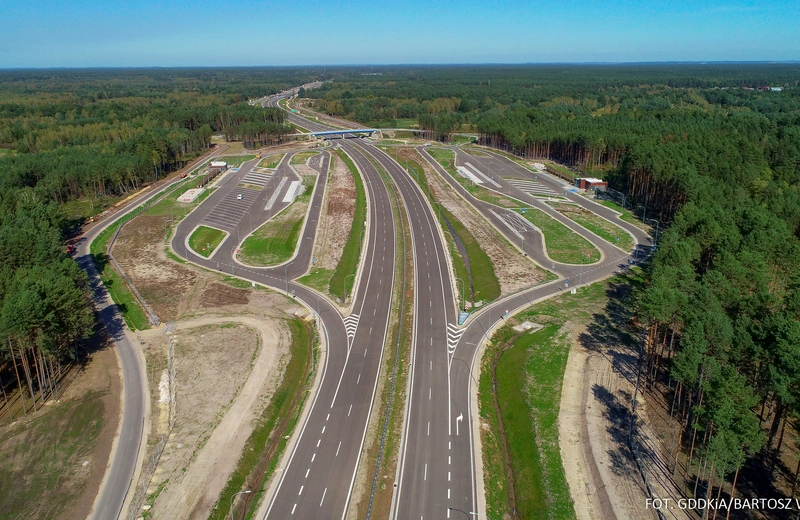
[2,0,798,67]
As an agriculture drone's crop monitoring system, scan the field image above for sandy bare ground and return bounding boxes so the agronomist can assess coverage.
[137,316,287,520]
[108,165,317,519]
[405,147,548,294]
[311,152,356,271]
[560,325,690,520]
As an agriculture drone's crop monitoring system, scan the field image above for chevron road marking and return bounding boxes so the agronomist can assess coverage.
[343,314,360,342]
[446,322,465,353]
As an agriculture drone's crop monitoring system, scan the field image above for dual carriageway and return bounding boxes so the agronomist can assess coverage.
[90,87,651,520]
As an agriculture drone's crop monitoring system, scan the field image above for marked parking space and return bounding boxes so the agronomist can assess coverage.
[201,189,259,231]
[507,178,560,197]
[240,170,272,187]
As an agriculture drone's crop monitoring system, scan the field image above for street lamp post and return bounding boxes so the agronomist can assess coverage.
[229,489,251,520]
[285,264,289,295]
[246,211,252,233]
[648,218,660,247]
[343,273,356,303]
[455,277,465,311]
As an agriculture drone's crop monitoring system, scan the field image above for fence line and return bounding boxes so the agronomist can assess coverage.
[127,336,177,519]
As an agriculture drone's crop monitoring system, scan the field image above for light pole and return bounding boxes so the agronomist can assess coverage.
[648,218,660,247]
[285,264,290,295]
[343,273,356,303]
[455,277,465,311]
[246,211,252,233]
[229,489,251,520]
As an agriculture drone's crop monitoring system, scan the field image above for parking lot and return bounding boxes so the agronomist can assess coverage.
[201,188,263,237]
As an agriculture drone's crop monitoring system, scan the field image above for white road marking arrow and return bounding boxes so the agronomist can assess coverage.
[456,412,463,436]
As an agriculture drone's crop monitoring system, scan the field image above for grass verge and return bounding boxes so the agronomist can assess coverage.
[548,202,634,251]
[426,147,519,208]
[328,149,366,302]
[351,157,413,518]
[597,199,648,229]
[290,151,319,165]
[188,225,227,258]
[519,208,601,264]
[258,154,284,169]
[297,267,335,294]
[394,147,500,305]
[220,155,257,167]
[238,176,313,266]
[480,276,635,519]
[89,175,198,331]
[90,223,150,331]
[208,317,315,520]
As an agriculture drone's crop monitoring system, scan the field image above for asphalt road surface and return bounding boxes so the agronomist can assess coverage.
[78,171,200,520]
[171,132,401,519]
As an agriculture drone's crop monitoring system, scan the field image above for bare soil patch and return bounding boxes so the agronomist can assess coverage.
[561,325,690,520]
[199,283,249,308]
[0,344,120,520]
[312,152,356,271]
[137,315,288,520]
[402,147,548,294]
[112,214,199,322]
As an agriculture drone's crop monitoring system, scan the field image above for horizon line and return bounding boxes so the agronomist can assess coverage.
[2,60,800,71]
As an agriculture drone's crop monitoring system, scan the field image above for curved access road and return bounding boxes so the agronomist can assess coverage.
[171,136,400,520]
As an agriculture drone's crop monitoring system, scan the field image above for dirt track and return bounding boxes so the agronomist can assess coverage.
[138,316,287,520]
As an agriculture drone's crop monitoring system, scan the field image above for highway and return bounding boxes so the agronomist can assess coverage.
[177,91,653,519]
[78,165,209,520]
[171,108,401,519]
[268,97,647,519]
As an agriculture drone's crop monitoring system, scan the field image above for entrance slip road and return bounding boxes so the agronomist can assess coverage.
[278,98,652,519]
[79,156,218,520]
[171,108,399,519]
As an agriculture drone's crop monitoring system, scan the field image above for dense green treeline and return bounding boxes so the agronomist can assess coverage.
[0,196,94,416]
[0,68,321,418]
[309,64,800,499]
[0,68,316,204]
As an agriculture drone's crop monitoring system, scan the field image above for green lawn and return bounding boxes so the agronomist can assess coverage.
[220,155,257,167]
[427,147,519,208]
[297,267,335,294]
[479,275,642,520]
[437,203,500,305]
[597,199,648,229]
[209,318,314,520]
[520,208,601,264]
[290,151,319,165]
[398,147,500,305]
[188,225,227,257]
[329,149,367,302]
[258,154,284,169]
[238,177,313,266]
[90,223,150,331]
[548,202,635,251]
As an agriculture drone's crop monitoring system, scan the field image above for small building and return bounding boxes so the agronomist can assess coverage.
[576,177,608,191]
[758,85,771,92]
[210,161,228,170]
